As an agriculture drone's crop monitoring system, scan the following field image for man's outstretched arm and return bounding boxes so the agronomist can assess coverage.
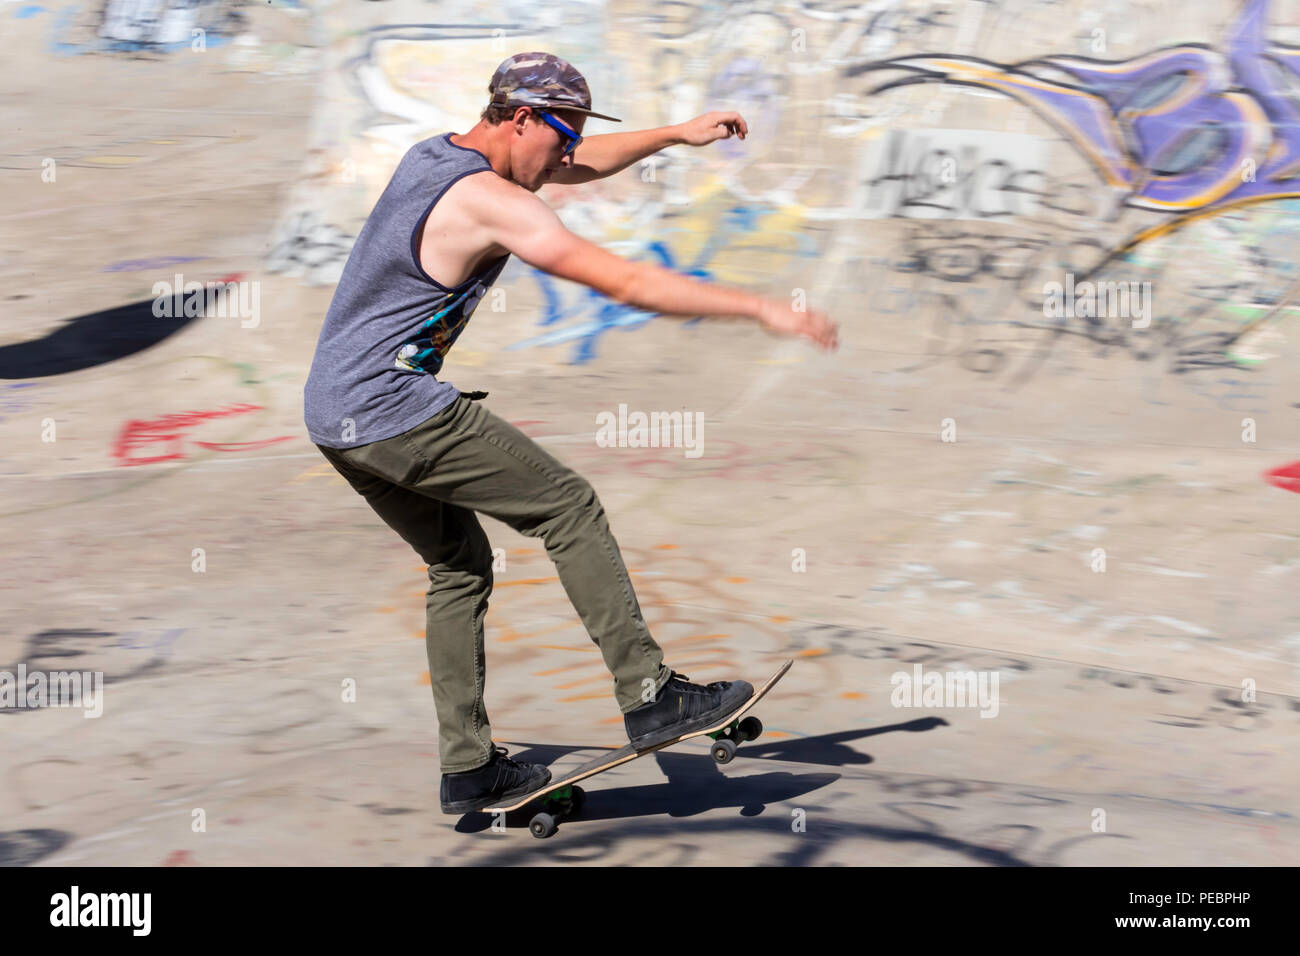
[549,111,749,184]
[470,173,838,352]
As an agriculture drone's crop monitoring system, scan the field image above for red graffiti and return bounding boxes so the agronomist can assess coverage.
[192,437,294,452]
[112,403,283,466]
[162,850,195,866]
[1264,461,1300,493]
[509,420,551,436]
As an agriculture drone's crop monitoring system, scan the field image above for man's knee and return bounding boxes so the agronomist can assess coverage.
[463,532,497,582]
[551,474,605,525]
[421,522,495,582]
[518,479,602,541]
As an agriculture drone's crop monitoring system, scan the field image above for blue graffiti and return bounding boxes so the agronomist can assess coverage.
[50,0,237,56]
[508,205,816,363]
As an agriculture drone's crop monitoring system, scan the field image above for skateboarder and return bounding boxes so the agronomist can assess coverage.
[304,52,839,814]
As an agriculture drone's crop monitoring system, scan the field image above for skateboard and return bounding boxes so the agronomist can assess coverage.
[483,659,793,838]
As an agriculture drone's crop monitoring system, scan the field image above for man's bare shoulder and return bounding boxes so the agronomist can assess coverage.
[449,167,546,223]
[441,170,566,266]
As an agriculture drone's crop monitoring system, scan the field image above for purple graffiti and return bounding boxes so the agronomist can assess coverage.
[103,256,205,273]
[857,0,1300,218]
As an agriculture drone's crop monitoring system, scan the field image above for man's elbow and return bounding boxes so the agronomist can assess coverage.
[543,245,647,307]
[604,260,649,308]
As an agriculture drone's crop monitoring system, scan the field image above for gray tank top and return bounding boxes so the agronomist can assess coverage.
[304,132,510,448]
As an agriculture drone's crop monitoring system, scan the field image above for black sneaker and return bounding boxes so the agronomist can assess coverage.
[624,671,754,749]
[440,746,551,814]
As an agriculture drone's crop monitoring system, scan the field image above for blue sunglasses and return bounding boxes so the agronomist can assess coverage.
[536,110,583,156]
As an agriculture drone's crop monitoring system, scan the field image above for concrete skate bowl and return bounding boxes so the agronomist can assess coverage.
[1,0,1297,866]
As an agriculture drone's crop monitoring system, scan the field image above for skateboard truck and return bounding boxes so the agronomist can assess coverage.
[528,784,587,839]
[706,716,763,764]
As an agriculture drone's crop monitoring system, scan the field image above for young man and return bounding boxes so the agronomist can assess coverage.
[304,52,838,814]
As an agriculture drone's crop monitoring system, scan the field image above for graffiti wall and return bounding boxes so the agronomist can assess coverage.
[98,0,243,46]
[269,0,1300,384]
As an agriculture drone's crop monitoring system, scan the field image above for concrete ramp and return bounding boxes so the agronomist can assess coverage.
[1,0,1296,865]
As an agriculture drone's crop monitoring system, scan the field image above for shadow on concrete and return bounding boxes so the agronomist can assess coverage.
[454,765,840,835]
[0,828,73,866]
[722,718,951,766]
[0,297,206,379]
[453,720,951,835]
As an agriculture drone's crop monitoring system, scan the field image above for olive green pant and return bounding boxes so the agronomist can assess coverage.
[315,392,671,772]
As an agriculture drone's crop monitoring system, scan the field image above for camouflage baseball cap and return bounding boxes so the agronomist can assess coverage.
[488,51,622,123]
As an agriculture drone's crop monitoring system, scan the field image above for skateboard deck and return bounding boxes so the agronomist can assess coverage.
[483,659,793,837]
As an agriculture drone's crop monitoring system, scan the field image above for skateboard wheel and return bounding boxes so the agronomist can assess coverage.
[569,785,586,815]
[711,739,737,764]
[739,716,762,741]
[529,812,558,839]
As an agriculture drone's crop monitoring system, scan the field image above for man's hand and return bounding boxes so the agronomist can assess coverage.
[674,111,749,146]
[756,298,840,353]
